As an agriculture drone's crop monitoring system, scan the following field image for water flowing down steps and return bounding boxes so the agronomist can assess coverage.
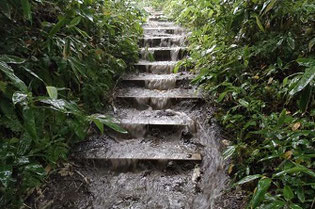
[77,8,201,164]
[79,139,202,161]
[140,35,187,47]
[121,73,193,89]
[143,27,186,35]
[140,47,187,61]
[134,60,179,74]
[71,8,227,209]
[117,88,200,100]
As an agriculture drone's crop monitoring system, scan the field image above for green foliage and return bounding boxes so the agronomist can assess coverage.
[153,0,315,208]
[0,0,144,207]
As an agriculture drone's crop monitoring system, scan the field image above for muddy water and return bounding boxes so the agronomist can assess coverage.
[72,8,228,209]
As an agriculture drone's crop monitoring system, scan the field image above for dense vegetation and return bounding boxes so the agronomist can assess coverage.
[0,0,143,207]
[150,0,315,208]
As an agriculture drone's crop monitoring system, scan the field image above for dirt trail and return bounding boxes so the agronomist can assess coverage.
[29,8,245,209]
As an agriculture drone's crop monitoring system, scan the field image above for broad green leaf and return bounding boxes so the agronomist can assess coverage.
[22,163,46,187]
[102,121,127,134]
[283,185,294,201]
[116,58,127,69]
[80,11,94,22]
[223,146,236,160]
[217,91,228,102]
[24,163,46,177]
[290,204,303,209]
[0,61,27,92]
[21,0,32,21]
[298,85,312,112]
[239,99,249,108]
[12,91,28,105]
[308,38,315,52]
[234,174,262,185]
[0,1,12,19]
[0,99,23,132]
[46,86,58,99]
[0,55,26,64]
[296,187,305,203]
[297,58,315,67]
[68,57,87,81]
[0,166,13,188]
[243,120,256,130]
[68,16,81,28]
[92,118,104,134]
[277,109,287,127]
[255,15,265,32]
[48,16,67,37]
[22,67,45,84]
[250,178,272,208]
[274,166,315,177]
[88,114,127,134]
[18,136,32,155]
[39,98,81,115]
[289,66,315,96]
[262,200,285,209]
[63,38,71,59]
[287,36,295,50]
[66,118,86,140]
[262,0,277,15]
[23,106,38,140]
[74,27,91,38]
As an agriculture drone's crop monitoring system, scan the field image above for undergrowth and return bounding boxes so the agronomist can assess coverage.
[0,0,144,208]
[150,0,315,208]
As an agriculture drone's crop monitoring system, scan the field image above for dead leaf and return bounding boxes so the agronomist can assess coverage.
[95,48,103,55]
[58,163,74,177]
[222,139,231,146]
[268,77,273,84]
[45,165,52,174]
[292,122,301,131]
[228,164,234,174]
[284,150,293,159]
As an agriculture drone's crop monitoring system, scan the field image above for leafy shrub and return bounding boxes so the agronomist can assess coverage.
[152,0,315,208]
[0,0,143,207]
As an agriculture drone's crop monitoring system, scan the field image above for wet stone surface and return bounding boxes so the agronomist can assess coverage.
[28,7,242,209]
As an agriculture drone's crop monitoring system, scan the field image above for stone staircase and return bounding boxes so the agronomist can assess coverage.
[44,9,227,209]
[77,10,203,171]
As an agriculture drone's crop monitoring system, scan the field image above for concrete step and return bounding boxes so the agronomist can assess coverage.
[117,87,200,99]
[77,139,202,162]
[148,16,169,22]
[143,21,176,27]
[106,109,197,138]
[116,109,194,123]
[116,88,201,109]
[140,35,187,47]
[121,73,193,89]
[140,47,187,61]
[143,27,185,35]
[134,61,179,74]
